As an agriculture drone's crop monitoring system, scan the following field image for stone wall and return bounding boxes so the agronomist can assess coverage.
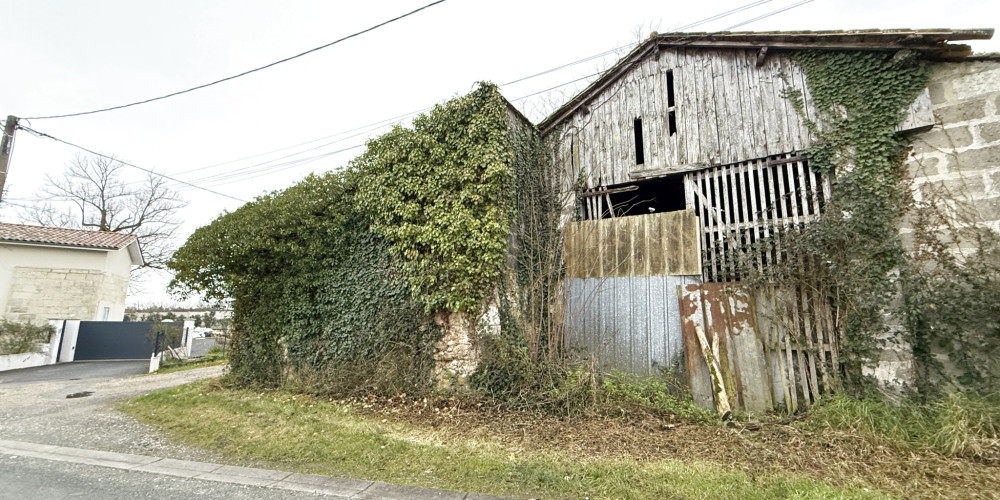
[905,60,1000,239]
[3,266,128,325]
[887,59,1000,390]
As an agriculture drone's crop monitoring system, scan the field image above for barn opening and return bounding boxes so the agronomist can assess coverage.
[581,174,687,220]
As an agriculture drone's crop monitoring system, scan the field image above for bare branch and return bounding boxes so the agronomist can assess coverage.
[18,153,188,271]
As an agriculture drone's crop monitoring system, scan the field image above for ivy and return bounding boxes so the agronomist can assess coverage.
[763,50,931,387]
[351,83,514,313]
[169,173,438,389]
[169,83,524,390]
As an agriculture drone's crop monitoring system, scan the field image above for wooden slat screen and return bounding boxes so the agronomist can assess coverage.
[684,153,831,283]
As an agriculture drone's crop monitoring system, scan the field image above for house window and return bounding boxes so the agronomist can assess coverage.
[634,117,645,165]
[101,307,110,321]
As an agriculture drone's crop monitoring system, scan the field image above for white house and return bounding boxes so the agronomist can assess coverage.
[0,222,142,325]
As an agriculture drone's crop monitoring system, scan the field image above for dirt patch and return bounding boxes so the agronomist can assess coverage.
[346,395,999,500]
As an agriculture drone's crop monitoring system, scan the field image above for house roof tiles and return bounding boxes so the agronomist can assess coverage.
[0,222,138,251]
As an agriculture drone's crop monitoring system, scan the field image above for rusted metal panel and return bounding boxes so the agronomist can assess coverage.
[679,282,775,413]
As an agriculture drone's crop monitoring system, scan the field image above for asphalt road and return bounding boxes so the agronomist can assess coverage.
[0,359,149,385]
[0,454,333,500]
[0,361,499,500]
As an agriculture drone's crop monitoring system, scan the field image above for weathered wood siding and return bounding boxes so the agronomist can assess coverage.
[563,211,702,375]
[552,48,933,190]
[563,210,701,278]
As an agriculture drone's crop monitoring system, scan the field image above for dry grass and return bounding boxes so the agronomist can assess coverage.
[355,394,1000,500]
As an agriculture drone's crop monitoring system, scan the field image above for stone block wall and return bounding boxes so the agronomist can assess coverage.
[905,60,1000,241]
[895,59,1000,390]
[3,266,128,325]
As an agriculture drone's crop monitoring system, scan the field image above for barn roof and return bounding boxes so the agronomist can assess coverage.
[538,28,995,134]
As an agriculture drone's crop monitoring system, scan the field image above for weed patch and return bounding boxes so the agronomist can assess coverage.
[121,380,902,499]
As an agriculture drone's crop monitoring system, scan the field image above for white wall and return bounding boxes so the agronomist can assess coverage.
[0,243,132,325]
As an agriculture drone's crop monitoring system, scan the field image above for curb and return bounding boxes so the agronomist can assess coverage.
[0,439,510,500]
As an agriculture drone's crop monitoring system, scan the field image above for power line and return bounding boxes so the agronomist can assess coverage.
[17,1,818,202]
[21,0,448,121]
[724,0,816,30]
[161,1,794,186]
[149,0,819,190]
[17,125,247,203]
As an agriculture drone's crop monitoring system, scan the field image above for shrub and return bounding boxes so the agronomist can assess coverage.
[0,320,53,355]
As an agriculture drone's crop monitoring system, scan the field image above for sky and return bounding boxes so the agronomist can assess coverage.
[1,0,998,306]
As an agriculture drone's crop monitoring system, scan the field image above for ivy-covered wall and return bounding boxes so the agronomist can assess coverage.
[902,60,1000,396]
[169,83,545,391]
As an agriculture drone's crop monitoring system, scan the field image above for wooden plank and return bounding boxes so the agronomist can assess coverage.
[642,56,660,168]
[702,171,719,281]
[795,159,810,222]
[684,172,696,211]
[745,159,762,270]
[680,210,699,276]
[648,213,664,276]
[760,56,783,154]
[678,284,717,410]
[616,217,631,277]
[677,48,697,165]
[564,222,578,279]
[800,286,829,394]
[806,160,822,218]
[631,215,645,277]
[710,52,732,165]
[693,52,715,165]
[740,49,768,160]
[778,289,798,412]
[736,161,752,272]
[786,160,802,227]
[718,165,735,281]
[823,296,841,392]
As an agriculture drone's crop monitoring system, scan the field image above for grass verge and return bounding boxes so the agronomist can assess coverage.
[120,380,886,500]
[152,349,227,375]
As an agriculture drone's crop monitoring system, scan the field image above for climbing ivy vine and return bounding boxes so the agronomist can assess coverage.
[169,83,525,390]
[764,50,931,388]
[351,83,514,314]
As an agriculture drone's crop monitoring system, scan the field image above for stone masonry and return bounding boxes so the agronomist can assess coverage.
[906,60,1000,237]
[875,59,1000,389]
[4,266,128,325]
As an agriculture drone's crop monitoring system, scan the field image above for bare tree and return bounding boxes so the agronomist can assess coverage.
[20,153,187,270]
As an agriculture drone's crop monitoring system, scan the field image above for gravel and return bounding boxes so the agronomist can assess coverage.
[0,361,228,463]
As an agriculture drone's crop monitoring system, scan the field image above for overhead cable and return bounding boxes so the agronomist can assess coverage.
[21,0,447,120]
[17,125,247,203]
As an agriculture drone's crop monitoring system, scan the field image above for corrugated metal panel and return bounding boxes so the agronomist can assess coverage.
[565,275,700,375]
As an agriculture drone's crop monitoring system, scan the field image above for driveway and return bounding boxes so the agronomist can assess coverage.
[0,361,227,459]
[0,359,149,385]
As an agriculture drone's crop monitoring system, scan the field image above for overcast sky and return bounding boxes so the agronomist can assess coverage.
[1,0,998,306]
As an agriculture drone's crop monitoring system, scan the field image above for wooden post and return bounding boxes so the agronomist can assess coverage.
[0,115,18,203]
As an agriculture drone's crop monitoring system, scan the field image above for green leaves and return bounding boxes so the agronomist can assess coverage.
[351,82,515,313]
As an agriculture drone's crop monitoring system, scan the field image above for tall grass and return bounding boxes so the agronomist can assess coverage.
[807,392,1000,459]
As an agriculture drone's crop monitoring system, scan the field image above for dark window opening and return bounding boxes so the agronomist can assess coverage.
[585,174,686,220]
[668,110,677,136]
[666,70,675,107]
[634,117,645,165]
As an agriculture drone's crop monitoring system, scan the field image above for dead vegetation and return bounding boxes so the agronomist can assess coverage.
[348,394,1000,500]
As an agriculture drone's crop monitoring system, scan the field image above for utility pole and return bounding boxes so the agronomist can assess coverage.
[0,115,18,204]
